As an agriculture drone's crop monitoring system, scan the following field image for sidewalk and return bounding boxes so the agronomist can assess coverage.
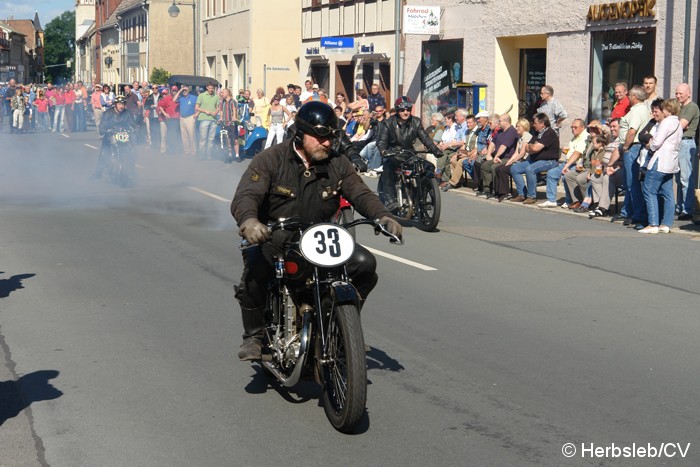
[444,182,700,238]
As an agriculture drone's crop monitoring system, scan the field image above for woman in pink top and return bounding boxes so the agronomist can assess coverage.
[52,88,66,133]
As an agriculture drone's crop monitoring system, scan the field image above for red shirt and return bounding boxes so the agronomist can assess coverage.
[157,94,179,120]
[64,90,76,105]
[54,92,66,105]
[34,97,49,112]
[611,96,630,119]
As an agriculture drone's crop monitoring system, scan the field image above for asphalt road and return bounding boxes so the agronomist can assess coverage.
[1,127,699,466]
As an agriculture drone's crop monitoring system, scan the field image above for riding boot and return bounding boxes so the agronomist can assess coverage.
[238,305,265,361]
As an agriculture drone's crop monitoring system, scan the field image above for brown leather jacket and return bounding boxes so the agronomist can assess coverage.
[231,140,390,238]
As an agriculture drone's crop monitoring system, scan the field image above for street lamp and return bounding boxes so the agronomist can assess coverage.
[168,0,198,75]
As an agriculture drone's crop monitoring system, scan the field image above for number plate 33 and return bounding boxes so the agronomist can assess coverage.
[299,223,355,267]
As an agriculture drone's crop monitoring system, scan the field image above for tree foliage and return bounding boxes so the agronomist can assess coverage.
[43,11,75,83]
[150,67,171,85]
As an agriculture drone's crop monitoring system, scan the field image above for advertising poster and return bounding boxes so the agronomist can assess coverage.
[420,39,464,122]
[404,6,441,35]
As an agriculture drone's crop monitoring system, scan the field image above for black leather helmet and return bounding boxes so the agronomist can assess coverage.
[294,101,341,143]
[394,95,413,110]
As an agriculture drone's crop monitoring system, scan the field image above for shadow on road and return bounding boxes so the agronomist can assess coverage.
[0,272,36,299]
[367,346,405,372]
[0,370,63,426]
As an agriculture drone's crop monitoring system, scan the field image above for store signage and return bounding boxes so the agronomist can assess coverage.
[305,47,320,55]
[359,44,374,54]
[404,6,440,35]
[320,37,354,49]
[587,0,656,21]
[266,66,291,71]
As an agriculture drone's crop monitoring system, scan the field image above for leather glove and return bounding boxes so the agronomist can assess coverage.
[239,218,271,245]
[353,158,368,173]
[379,216,402,239]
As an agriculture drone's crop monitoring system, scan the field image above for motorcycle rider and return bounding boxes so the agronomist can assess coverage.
[376,96,443,212]
[91,95,137,181]
[230,101,402,361]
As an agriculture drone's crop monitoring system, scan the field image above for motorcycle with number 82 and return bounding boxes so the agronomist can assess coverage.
[240,217,402,433]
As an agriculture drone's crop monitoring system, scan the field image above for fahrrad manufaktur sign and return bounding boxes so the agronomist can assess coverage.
[587,0,656,21]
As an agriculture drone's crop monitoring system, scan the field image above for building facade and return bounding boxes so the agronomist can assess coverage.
[403,0,698,142]
[201,0,301,96]
[300,0,397,104]
[76,0,97,83]
[6,13,45,83]
[0,21,27,82]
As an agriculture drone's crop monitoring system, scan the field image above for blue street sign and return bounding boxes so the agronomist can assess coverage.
[320,37,355,49]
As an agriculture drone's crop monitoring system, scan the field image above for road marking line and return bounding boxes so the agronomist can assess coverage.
[60,133,70,138]
[361,245,438,271]
[188,186,230,203]
[84,144,99,149]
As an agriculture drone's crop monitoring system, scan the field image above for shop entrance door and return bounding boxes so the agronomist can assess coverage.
[310,63,330,93]
[519,48,546,121]
[378,63,391,106]
[335,62,355,103]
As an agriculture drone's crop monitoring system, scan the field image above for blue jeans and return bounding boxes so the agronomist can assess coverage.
[199,119,217,158]
[545,162,572,203]
[643,161,675,227]
[360,142,382,170]
[53,105,65,132]
[462,159,475,180]
[74,104,86,131]
[675,139,697,215]
[622,144,646,221]
[511,159,559,198]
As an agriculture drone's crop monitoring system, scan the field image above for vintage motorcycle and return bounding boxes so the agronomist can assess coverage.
[240,217,402,433]
[106,126,136,187]
[377,148,441,231]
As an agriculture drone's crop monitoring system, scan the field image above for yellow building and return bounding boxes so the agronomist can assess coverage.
[201,0,301,96]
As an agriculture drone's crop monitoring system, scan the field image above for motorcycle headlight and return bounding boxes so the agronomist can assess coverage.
[245,121,256,132]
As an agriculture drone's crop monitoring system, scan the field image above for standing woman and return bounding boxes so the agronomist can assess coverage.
[252,88,270,129]
[100,84,115,110]
[52,86,66,133]
[283,94,297,114]
[639,98,683,234]
[218,88,241,160]
[141,88,154,145]
[264,94,291,149]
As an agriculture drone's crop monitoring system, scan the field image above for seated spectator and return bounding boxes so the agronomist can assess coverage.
[442,113,477,191]
[510,113,561,204]
[426,112,445,144]
[437,108,468,185]
[590,118,624,217]
[468,114,518,195]
[495,118,532,201]
[538,118,590,208]
[473,114,500,192]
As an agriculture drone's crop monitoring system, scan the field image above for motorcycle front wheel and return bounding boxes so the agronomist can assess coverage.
[320,304,366,433]
[415,177,441,231]
[108,147,121,185]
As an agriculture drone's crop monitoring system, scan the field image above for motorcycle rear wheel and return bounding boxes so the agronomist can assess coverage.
[415,177,441,231]
[320,304,366,433]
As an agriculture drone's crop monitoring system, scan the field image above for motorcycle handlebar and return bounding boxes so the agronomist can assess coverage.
[238,217,403,249]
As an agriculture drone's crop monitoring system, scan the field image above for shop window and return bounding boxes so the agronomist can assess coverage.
[589,28,655,122]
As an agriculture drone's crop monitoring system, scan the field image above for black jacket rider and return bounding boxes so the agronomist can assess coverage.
[376,114,442,205]
[92,106,137,179]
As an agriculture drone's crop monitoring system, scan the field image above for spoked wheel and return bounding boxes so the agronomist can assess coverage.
[415,177,441,231]
[320,304,367,433]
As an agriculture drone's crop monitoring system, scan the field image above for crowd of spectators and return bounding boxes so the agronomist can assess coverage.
[414,79,699,233]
